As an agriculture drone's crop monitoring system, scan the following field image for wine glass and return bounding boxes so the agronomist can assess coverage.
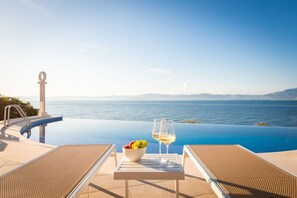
[159,119,176,167]
[152,118,164,162]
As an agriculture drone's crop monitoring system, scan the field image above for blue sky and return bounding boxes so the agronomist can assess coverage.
[0,0,296,97]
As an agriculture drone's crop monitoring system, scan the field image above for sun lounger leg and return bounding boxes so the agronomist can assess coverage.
[182,148,187,166]
[175,180,179,198]
[113,147,118,166]
[125,180,129,198]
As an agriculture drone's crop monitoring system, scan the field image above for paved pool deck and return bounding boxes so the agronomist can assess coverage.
[1,117,297,198]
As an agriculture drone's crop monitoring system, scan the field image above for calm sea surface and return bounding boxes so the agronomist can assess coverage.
[31,100,297,127]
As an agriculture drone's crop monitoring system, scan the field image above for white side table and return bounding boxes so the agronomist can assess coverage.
[114,154,185,198]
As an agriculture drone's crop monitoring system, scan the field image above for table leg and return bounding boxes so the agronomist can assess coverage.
[175,180,179,198]
[125,180,129,198]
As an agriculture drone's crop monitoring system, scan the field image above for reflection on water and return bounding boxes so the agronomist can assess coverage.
[39,124,46,143]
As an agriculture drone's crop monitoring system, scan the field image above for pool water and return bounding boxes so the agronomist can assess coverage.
[29,119,297,154]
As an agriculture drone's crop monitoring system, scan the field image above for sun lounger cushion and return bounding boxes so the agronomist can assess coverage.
[186,145,297,198]
[0,144,113,198]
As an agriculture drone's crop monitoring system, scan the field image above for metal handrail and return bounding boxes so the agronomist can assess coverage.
[3,105,32,137]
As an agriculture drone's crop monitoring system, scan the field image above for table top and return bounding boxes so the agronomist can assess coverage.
[114,154,185,180]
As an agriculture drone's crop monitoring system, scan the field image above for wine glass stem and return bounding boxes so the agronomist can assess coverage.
[166,144,169,161]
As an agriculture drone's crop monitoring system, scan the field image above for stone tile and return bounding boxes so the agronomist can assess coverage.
[78,193,89,198]
[0,164,22,175]
[259,151,297,175]
[183,158,204,178]
[95,172,109,177]
[89,174,125,191]
[81,185,128,198]
[129,181,175,198]
[4,160,21,166]
[97,187,128,198]
[97,154,122,175]
[129,179,164,186]
[89,173,164,193]
[184,173,205,180]
[193,193,218,198]
[0,159,8,168]
[163,178,214,198]
[80,185,89,195]
[89,191,101,198]
[0,141,53,164]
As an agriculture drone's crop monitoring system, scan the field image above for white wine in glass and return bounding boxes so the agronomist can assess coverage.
[152,118,164,161]
[159,119,176,168]
[158,135,176,145]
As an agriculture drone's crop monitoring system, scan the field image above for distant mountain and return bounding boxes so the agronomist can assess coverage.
[263,88,297,100]
[20,88,297,101]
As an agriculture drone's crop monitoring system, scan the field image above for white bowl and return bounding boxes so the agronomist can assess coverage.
[123,147,146,162]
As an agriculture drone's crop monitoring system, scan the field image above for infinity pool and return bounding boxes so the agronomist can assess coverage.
[29,118,297,154]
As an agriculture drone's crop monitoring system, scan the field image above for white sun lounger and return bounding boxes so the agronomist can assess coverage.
[0,144,117,198]
[183,145,297,198]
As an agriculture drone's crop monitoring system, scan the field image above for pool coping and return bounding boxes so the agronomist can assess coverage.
[19,116,63,135]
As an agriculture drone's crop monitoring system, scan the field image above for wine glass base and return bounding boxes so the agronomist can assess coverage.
[159,159,175,168]
[160,158,167,164]
[166,162,175,168]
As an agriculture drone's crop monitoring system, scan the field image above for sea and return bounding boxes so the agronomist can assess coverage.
[30,100,297,127]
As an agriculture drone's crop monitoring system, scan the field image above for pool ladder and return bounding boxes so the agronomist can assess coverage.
[3,104,32,138]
